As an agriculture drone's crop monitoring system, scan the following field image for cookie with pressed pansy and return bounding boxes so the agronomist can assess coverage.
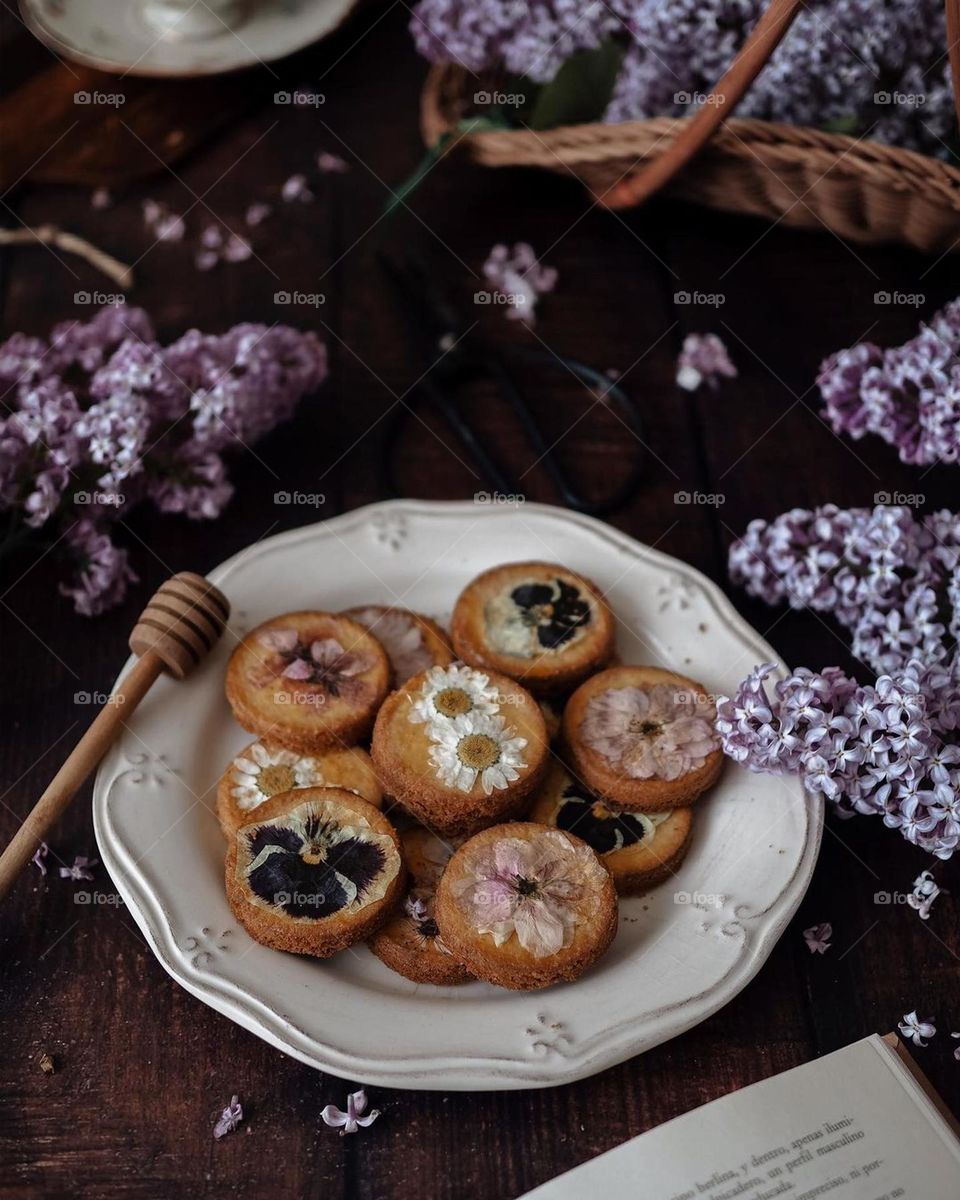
[529,761,693,895]
[368,827,471,986]
[434,822,617,990]
[225,612,390,753]
[370,663,548,839]
[217,740,383,837]
[342,605,454,686]
[563,665,723,811]
[450,562,614,696]
[226,787,404,958]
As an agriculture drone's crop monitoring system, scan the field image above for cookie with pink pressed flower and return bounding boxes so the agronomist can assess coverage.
[434,821,617,990]
[529,761,693,895]
[225,612,390,754]
[368,827,472,986]
[450,562,615,697]
[342,605,454,687]
[216,740,383,837]
[563,665,723,811]
[370,663,549,839]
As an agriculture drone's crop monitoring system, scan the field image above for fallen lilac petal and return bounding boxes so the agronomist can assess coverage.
[213,1094,243,1139]
[802,922,832,954]
[223,235,253,263]
[194,250,220,272]
[898,1010,936,1047]
[321,1088,380,1134]
[282,174,313,203]
[58,855,98,882]
[245,202,273,226]
[31,842,49,876]
[316,152,349,173]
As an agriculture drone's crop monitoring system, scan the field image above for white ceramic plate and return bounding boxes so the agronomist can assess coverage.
[93,500,821,1091]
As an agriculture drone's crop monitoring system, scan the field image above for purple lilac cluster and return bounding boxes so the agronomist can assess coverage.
[410,0,624,83]
[0,306,326,615]
[728,504,960,676]
[411,0,955,156]
[818,299,960,465]
[716,660,960,859]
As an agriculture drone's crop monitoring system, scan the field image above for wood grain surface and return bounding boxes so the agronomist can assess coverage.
[0,6,957,1199]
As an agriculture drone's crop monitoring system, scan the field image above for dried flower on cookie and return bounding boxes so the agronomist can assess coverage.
[582,683,719,780]
[230,743,325,812]
[408,664,499,725]
[454,831,599,957]
[250,628,373,699]
[485,577,591,657]
[429,711,527,795]
[346,607,435,684]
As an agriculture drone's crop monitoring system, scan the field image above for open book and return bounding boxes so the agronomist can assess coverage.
[521,1035,960,1200]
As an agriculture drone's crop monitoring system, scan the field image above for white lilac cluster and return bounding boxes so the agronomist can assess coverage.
[818,299,960,465]
[411,0,955,156]
[0,306,326,615]
[728,504,960,677]
[716,660,960,859]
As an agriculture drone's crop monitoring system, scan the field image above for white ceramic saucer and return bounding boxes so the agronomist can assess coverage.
[93,501,821,1090]
[20,0,359,77]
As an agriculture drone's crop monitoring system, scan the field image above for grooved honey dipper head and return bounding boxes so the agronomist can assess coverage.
[129,572,230,679]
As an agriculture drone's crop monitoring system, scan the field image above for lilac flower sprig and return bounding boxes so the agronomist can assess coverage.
[728,504,960,678]
[716,661,960,860]
[0,305,326,615]
[411,0,956,157]
[818,299,960,465]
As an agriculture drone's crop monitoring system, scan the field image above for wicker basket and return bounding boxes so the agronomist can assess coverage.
[422,63,960,255]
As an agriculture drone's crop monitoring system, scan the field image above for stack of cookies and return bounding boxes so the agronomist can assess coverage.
[218,563,724,992]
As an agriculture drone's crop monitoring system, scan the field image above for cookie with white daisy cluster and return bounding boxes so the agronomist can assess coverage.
[450,562,614,696]
[370,663,548,838]
[226,787,404,958]
[563,665,723,811]
[342,605,454,686]
[529,761,693,895]
[435,822,617,990]
[368,827,472,986]
[216,739,383,836]
[225,612,390,753]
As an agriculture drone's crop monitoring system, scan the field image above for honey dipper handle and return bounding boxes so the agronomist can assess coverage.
[0,652,162,901]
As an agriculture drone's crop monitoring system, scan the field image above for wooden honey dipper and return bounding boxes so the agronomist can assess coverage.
[0,572,229,901]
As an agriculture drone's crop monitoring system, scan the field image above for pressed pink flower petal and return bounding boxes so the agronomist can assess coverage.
[335,652,370,678]
[282,658,312,680]
[259,629,299,652]
[310,637,346,666]
[512,896,566,956]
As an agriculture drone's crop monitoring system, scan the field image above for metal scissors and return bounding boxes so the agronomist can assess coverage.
[378,254,645,516]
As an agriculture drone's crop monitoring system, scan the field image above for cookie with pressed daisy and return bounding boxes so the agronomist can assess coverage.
[529,761,693,894]
[368,827,471,986]
[225,786,405,958]
[563,665,723,811]
[342,605,454,686]
[450,562,614,696]
[217,740,383,836]
[370,663,549,839]
[434,822,617,990]
[225,612,390,753]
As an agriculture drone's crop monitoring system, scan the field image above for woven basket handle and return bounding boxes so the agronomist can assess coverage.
[593,0,810,209]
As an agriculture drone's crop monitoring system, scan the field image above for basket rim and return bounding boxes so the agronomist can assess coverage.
[422,62,960,210]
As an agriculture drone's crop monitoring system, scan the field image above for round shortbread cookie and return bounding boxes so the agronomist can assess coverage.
[450,562,614,697]
[368,827,472,986]
[371,663,549,839]
[563,665,723,811]
[216,739,383,837]
[435,821,617,990]
[528,761,693,894]
[342,605,454,686]
[225,787,404,958]
[225,611,390,753]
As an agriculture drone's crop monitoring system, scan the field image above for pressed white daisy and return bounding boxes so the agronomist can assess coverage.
[428,711,527,795]
[408,663,500,725]
[230,742,324,811]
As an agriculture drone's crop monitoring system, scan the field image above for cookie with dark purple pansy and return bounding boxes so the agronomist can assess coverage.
[225,787,405,958]
[368,827,472,986]
[529,761,693,895]
[225,612,390,753]
[450,562,614,696]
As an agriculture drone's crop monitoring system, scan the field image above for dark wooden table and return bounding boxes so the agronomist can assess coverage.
[1,8,958,1198]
